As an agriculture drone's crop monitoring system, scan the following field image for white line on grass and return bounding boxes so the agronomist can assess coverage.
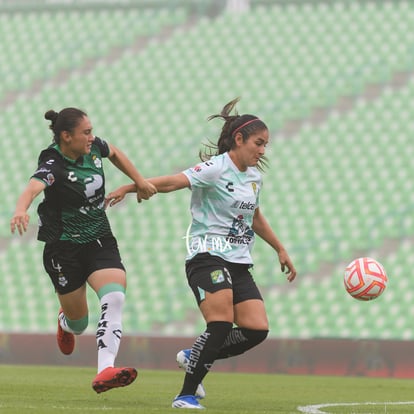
[297,401,414,414]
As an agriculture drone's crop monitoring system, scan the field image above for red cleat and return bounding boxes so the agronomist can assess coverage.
[92,367,138,394]
[57,309,75,355]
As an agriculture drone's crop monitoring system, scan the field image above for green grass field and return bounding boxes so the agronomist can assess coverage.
[1,365,414,413]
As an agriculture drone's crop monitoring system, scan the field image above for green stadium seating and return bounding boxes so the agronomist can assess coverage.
[0,7,189,100]
[1,1,414,340]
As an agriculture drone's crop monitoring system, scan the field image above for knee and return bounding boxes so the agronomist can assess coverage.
[100,291,125,313]
[244,328,269,346]
[66,314,89,335]
[257,329,269,344]
[98,284,126,308]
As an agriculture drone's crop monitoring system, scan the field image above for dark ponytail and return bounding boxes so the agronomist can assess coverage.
[200,98,268,170]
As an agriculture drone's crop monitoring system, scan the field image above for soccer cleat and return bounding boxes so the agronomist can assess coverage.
[172,395,205,409]
[176,349,206,399]
[57,309,75,355]
[92,367,137,394]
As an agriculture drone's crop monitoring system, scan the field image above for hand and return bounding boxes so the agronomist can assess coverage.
[135,180,157,203]
[105,187,128,208]
[10,212,30,236]
[278,249,297,282]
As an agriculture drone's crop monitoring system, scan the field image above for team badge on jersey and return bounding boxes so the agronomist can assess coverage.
[92,155,102,168]
[251,182,257,195]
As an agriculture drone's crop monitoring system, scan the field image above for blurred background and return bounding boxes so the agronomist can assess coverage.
[1,0,413,350]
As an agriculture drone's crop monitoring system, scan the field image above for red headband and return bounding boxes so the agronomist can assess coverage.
[232,118,261,136]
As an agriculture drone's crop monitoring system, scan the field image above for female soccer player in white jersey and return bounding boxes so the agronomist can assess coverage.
[10,107,156,393]
[106,98,297,409]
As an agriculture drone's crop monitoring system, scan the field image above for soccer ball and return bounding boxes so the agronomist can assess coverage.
[344,257,388,301]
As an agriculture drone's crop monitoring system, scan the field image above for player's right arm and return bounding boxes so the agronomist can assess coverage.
[10,178,46,235]
[148,173,190,193]
[106,173,190,207]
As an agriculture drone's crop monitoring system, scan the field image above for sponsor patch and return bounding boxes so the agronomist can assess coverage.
[46,173,55,186]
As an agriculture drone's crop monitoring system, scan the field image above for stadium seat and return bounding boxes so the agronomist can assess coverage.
[2,1,414,340]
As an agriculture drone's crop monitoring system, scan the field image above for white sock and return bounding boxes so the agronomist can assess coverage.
[96,291,125,373]
[59,312,75,334]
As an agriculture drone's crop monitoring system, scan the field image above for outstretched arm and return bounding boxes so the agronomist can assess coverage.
[148,173,190,193]
[252,207,297,282]
[10,178,46,235]
[106,173,190,207]
[108,143,157,203]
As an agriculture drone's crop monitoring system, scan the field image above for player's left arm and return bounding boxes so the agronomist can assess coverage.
[252,207,297,282]
[107,143,157,203]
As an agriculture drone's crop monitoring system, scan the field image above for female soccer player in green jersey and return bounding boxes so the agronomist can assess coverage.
[10,107,157,393]
[107,98,297,409]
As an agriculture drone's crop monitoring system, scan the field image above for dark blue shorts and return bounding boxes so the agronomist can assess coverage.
[43,236,125,294]
[185,253,263,306]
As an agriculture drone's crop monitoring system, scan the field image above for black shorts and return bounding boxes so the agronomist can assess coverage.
[43,236,125,295]
[185,252,263,306]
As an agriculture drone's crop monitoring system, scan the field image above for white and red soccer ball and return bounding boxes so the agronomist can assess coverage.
[344,257,388,301]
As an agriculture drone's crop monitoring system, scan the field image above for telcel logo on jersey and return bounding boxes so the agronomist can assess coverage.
[230,200,256,210]
[183,224,232,256]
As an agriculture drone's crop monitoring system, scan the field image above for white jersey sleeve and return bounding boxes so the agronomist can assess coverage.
[183,159,222,189]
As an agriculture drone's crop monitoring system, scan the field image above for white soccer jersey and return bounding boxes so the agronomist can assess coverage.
[182,152,262,264]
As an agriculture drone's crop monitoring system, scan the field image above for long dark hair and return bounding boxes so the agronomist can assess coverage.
[44,107,87,144]
[200,98,268,171]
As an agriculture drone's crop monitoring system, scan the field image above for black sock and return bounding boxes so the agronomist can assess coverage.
[179,321,232,396]
[216,328,269,360]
